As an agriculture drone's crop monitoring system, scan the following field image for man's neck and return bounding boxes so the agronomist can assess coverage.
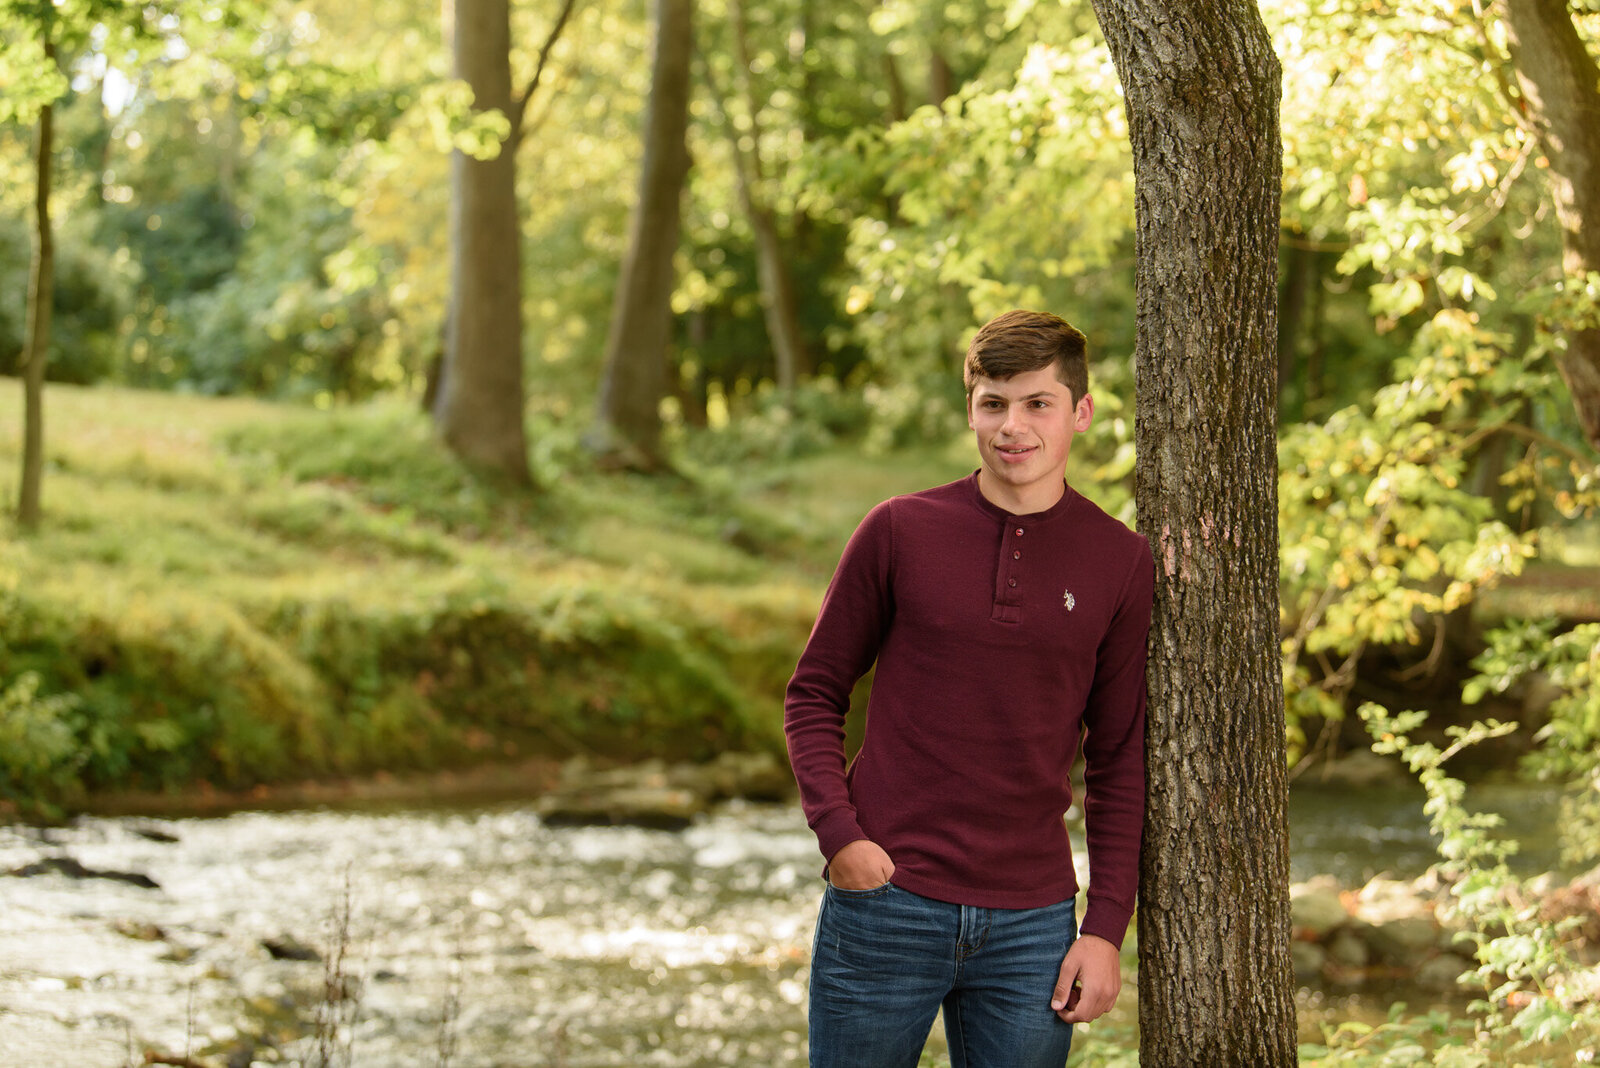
[975,470,1068,516]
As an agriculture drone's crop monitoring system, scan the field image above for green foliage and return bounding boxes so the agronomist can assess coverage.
[1298,704,1600,1066]
[220,397,548,529]
[679,378,871,466]
[1277,308,1572,760]
[1467,620,1600,866]
[0,670,87,816]
[804,0,1136,405]
[1269,0,1600,769]
[0,213,133,384]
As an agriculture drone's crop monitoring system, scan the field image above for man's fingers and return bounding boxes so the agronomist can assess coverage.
[1050,962,1081,1012]
[1053,934,1121,1022]
[1058,977,1117,1023]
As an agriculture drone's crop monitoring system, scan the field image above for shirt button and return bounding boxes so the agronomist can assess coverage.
[1008,578,1017,587]
[1013,550,1021,560]
[1014,528,1024,537]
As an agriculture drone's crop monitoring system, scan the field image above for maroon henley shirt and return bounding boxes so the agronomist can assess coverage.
[784,473,1153,946]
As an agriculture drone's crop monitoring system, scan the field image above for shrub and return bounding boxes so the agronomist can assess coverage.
[0,672,87,816]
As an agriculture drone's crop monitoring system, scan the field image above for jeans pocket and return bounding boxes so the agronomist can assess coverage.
[826,879,894,898]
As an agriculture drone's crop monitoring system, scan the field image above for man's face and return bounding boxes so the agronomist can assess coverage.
[967,365,1094,507]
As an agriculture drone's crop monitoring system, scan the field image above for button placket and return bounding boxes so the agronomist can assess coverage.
[992,519,1027,620]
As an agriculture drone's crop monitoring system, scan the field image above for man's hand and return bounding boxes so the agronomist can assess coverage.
[827,839,895,890]
[1051,933,1121,1024]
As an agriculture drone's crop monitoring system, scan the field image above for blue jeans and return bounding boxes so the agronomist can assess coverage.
[807,881,1077,1068]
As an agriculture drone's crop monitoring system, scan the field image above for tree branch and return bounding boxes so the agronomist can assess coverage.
[509,0,580,139]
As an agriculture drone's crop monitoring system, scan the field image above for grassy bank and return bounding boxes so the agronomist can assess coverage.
[0,383,974,813]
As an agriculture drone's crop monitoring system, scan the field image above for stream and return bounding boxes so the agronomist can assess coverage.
[0,783,1570,1067]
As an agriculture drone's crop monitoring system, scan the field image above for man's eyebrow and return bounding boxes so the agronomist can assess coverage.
[977,389,1058,401]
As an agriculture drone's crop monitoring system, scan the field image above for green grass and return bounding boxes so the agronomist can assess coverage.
[0,382,973,811]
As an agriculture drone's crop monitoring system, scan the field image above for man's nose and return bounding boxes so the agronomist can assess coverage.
[1001,404,1026,433]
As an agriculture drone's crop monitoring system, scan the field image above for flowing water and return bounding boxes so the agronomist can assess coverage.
[0,784,1571,1067]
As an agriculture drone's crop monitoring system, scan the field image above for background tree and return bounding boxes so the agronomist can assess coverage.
[592,0,692,468]
[699,0,808,395]
[2,0,154,529]
[434,0,578,482]
[1087,0,1297,1063]
[15,24,55,532]
[1500,0,1600,452]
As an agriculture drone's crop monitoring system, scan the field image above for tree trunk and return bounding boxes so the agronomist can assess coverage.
[717,0,809,394]
[1500,0,1600,453]
[593,0,693,469]
[928,48,954,105]
[434,0,532,483]
[882,51,909,124]
[1277,241,1316,418]
[1086,2,1296,1063]
[749,207,808,392]
[18,43,56,532]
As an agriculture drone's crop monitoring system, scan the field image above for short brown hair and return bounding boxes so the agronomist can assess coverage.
[962,310,1088,402]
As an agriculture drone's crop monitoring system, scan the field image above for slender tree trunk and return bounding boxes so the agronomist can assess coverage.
[678,310,710,428]
[882,52,909,124]
[1500,0,1600,453]
[1086,1,1295,1063]
[18,42,57,532]
[1277,241,1316,418]
[435,0,533,483]
[715,0,808,393]
[594,0,693,468]
[928,48,953,105]
[748,208,808,391]
[1306,256,1327,407]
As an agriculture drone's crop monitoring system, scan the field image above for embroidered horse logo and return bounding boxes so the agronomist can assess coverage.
[1062,589,1076,611]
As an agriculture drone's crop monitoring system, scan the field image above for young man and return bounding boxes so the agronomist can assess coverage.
[785,309,1154,1067]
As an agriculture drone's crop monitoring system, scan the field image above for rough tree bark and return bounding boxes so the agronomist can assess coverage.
[593,0,693,469]
[1085,1,1296,1064]
[17,38,57,532]
[1500,0,1600,453]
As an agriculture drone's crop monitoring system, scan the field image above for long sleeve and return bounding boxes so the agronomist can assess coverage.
[1078,538,1154,946]
[783,501,895,865]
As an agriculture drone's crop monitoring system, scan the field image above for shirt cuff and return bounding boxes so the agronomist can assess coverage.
[812,807,868,866]
[1079,898,1135,949]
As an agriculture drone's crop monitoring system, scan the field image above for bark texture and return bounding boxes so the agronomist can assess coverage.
[1086,2,1295,1063]
[1500,0,1600,453]
[18,43,56,532]
[594,0,694,467]
[435,0,533,483]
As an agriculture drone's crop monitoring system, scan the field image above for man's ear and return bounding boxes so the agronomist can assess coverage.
[1074,393,1095,432]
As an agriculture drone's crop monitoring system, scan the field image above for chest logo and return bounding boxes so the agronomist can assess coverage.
[1062,589,1076,611]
